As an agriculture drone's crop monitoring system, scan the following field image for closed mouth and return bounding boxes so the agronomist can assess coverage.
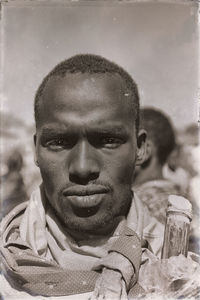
[63,185,110,197]
[62,185,110,210]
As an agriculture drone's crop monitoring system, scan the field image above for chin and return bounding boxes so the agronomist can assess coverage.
[62,210,115,233]
[54,190,132,234]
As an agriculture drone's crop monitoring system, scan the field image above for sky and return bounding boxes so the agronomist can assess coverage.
[1,0,199,130]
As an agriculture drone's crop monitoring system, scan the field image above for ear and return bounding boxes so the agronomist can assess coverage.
[135,129,147,166]
[33,134,39,167]
[144,139,153,161]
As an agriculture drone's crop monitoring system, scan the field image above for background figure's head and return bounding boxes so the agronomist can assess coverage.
[34,54,146,236]
[168,123,200,177]
[179,123,199,147]
[6,149,24,173]
[134,107,176,185]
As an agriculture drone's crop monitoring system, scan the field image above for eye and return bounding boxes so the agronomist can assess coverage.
[99,136,123,149]
[45,138,73,151]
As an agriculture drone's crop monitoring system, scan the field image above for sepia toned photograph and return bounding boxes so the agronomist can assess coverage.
[0,0,199,299]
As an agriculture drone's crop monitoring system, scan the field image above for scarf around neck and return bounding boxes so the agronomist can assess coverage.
[0,186,146,297]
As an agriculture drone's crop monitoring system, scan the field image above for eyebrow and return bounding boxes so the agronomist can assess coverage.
[40,124,128,137]
[89,126,128,135]
[40,127,69,138]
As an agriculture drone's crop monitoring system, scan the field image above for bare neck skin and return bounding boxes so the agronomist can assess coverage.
[134,156,163,186]
[65,216,124,243]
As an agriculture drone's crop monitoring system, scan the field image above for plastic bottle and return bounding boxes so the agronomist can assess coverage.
[161,195,192,259]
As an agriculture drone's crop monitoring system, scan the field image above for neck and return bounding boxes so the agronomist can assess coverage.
[65,216,123,242]
[134,157,163,185]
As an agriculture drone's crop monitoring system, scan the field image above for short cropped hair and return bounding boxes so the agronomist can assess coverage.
[140,107,176,165]
[34,54,140,131]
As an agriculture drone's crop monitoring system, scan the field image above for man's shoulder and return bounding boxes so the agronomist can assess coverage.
[135,179,181,197]
[134,179,182,225]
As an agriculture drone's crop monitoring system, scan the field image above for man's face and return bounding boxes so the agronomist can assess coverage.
[35,73,141,234]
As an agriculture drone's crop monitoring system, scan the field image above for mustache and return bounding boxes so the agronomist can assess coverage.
[61,181,113,197]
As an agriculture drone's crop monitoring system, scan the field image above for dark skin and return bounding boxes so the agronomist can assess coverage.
[133,139,164,185]
[34,72,146,240]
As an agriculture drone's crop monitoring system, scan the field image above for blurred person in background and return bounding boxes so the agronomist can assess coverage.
[0,148,27,219]
[163,144,190,196]
[163,124,199,195]
[134,110,200,254]
[133,107,182,225]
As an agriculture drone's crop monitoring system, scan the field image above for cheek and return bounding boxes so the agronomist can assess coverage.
[115,160,134,185]
[37,149,66,190]
[103,146,136,185]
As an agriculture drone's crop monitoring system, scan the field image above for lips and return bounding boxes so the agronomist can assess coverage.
[62,185,110,208]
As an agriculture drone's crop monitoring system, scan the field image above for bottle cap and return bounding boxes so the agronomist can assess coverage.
[167,195,192,220]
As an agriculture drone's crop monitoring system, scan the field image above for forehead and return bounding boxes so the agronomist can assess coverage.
[38,72,135,128]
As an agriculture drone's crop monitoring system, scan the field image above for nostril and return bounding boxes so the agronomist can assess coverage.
[90,171,99,181]
[69,175,86,185]
[86,171,100,184]
[69,171,99,185]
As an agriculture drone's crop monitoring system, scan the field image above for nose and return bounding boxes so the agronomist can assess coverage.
[68,140,100,184]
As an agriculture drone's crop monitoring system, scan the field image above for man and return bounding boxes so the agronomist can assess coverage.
[133,108,182,225]
[1,54,190,299]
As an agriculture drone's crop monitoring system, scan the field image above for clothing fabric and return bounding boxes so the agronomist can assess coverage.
[134,179,182,225]
[0,186,164,298]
